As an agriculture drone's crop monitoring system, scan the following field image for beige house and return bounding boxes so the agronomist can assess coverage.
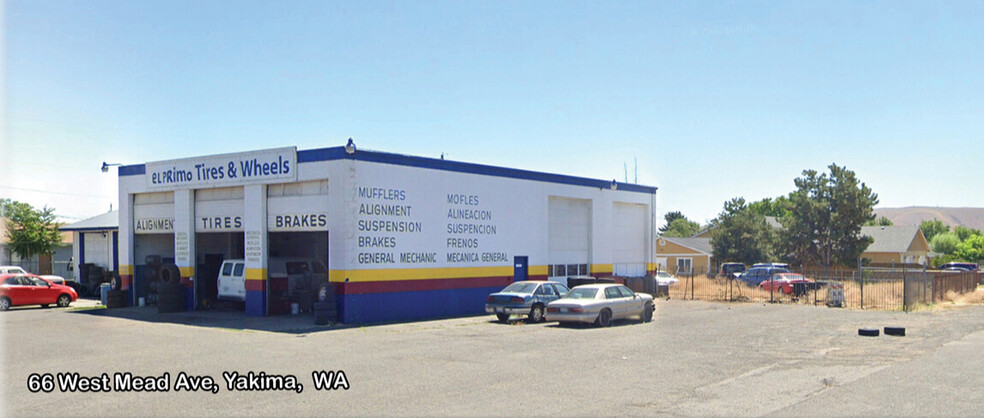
[861,226,931,267]
[656,237,712,276]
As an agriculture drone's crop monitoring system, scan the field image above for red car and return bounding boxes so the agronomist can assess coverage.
[0,273,78,311]
[759,273,814,295]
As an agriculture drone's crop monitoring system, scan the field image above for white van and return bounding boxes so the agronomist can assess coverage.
[216,259,327,302]
[216,259,247,301]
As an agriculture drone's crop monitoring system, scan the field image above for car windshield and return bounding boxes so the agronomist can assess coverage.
[657,272,671,278]
[564,288,598,299]
[501,282,538,293]
[784,274,804,280]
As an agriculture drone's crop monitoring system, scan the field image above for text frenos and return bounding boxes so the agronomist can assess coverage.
[146,147,297,189]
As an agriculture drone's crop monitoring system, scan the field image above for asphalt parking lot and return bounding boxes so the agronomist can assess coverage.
[3,298,984,416]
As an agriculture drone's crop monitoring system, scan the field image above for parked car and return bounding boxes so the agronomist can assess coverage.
[39,275,82,296]
[719,263,746,279]
[545,284,654,327]
[0,266,28,275]
[0,274,78,311]
[759,273,816,295]
[486,281,570,323]
[738,266,790,285]
[655,271,679,286]
[752,262,790,270]
[938,262,979,272]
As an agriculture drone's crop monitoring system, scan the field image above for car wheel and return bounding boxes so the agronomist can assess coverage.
[529,304,544,323]
[317,282,334,302]
[57,294,72,308]
[495,313,510,323]
[642,303,654,322]
[0,297,10,311]
[596,308,612,327]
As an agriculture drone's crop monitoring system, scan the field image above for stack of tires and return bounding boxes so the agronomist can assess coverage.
[157,264,184,313]
[144,255,162,305]
[80,263,106,296]
[313,282,338,325]
[106,274,126,308]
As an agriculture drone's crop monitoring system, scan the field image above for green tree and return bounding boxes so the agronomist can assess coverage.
[930,232,961,255]
[865,216,894,226]
[781,164,878,267]
[747,196,791,218]
[955,235,984,264]
[662,217,701,237]
[920,219,950,243]
[953,226,982,242]
[1,200,62,263]
[710,198,774,265]
[658,211,686,234]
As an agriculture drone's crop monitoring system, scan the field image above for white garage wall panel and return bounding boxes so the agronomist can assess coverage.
[613,202,646,277]
[83,232,110,268]
[195,187,245,232]
[548,197,590,265]
[133,192,174,234]
[267,180,329,232]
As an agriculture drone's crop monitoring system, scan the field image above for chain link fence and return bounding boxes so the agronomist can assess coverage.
[663,266,982,311]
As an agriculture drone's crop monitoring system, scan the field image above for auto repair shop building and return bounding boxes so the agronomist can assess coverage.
[116,145,658,324]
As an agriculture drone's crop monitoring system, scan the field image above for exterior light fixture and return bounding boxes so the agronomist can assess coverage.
[101,162,123,173]
[611,179,618,190]
[345,138,356,155]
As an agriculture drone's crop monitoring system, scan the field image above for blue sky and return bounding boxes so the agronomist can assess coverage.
[2,1,982,224]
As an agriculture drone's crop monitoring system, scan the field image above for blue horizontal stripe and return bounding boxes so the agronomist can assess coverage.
[123,146,658,194]
[119,164,146,176]
[300,146,659,194]
[340,286,502,324]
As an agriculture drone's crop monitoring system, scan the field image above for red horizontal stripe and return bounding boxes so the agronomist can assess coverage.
[245,280,266,292]
[528,275,548,281]
[338,276,513,295]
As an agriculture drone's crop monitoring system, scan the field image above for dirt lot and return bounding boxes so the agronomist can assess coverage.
[3,299,984,416]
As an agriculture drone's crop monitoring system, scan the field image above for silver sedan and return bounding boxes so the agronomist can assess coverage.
[545,284,655,327]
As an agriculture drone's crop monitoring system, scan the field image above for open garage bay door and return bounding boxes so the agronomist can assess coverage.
[547,197,591,278]
[195,187,245,309]
[613,202,647,277]
[133,192,176,305]
[267,180,330,315]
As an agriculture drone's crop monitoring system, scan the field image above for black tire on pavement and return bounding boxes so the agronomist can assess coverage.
[495,313,510,323]
[57,294,72,308]
[528,304,544,323]
[0,297,10,311]
[143,266,158,282]
[642,303,654,322]
[858,328,880,337]
[596,308,612,327]
[110,274,122,291]
[159,264,182,286]
[884,327,906,337]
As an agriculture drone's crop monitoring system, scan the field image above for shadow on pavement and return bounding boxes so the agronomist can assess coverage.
[69,305,342,335]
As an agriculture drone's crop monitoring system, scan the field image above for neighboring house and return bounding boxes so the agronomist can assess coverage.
[693,216,782,238]
[656,237,712,276]
[0,217,73,275]
[59,211,120,282]
[861,225,931,268]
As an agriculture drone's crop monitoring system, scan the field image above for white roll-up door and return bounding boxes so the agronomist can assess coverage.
[548,197,590,265]
[613,202,647,277]
[195,187,244,232]
[83,232,109,268]
[133,192,174,234]
[267,180,329,232]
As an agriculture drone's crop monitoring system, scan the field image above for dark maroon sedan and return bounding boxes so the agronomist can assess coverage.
[0,274,78,311]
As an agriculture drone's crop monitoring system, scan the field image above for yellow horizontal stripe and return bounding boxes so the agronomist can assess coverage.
[245,268,267,281]
[179,266,195,276]
[591,264,613,274]
[530,265,548,276]
[119,265,133,275]
[329,266,513,283]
